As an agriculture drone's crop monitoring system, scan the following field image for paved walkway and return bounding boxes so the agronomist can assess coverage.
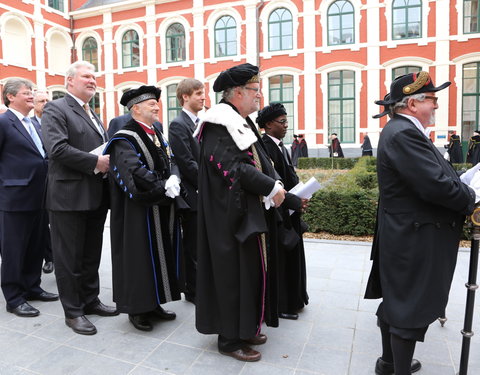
[0,230,479,374]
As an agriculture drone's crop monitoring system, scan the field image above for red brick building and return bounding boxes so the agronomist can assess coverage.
[1,0,479,154]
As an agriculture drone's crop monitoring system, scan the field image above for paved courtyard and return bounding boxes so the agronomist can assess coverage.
[0,228,479,374]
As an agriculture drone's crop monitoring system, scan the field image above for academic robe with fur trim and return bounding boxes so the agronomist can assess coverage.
[104,119,182,315]
[365,114,475,330]
[194,101,280,340]
[262,135,309,314]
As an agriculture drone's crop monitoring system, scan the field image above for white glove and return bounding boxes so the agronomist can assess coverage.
[460,163,480,185]
[165,175,181,198]
[469,172,480,203]
[263,181,283,210]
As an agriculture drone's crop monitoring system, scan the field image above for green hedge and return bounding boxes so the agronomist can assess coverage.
[298,157,358,170]
[303,157,378,236]
[302,157,473,237]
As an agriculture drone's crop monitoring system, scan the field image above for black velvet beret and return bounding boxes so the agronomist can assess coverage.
[256,103,287,128]
[213,63,259,92]
[375,71,450,106]
[120,85,161,109]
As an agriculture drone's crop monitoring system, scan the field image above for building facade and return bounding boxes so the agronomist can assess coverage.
[0,0,479,154]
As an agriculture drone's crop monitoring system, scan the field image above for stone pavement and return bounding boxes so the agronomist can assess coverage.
[0,230,479,375]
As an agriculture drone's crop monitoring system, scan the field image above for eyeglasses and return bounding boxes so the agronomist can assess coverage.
[424,96,438,105]
[18,91,34,97]
[244,86,261,94]
[273,119,288,125]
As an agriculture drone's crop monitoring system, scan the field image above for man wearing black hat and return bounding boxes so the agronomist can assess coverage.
[257,103,309,320]
[194,63,286,362]
[365,71,476,375]
[104,86,182,332]
[328,133,344,157]
[466,130,480,164]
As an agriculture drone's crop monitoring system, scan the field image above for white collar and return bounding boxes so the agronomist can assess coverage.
[397,113,430,139]
[8,107,28,122]
[182,108,198,124]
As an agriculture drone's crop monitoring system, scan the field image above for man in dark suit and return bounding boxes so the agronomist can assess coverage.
[0,78,58,318]
[257,103,309,321]
[168,78,204,303]
[107,110,163,139]
[365,72,476,375]
[42,61,118,335]
[31,91,54,274]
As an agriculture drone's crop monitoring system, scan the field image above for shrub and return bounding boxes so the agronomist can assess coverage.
[298,157,358,170]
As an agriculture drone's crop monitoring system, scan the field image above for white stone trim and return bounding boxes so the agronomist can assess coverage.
[45,27,73,75]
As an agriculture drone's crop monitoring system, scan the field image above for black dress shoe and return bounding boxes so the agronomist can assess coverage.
[375,357,422,374]
[27,291,59,302]
[129,314,153,331]
[184,294,195,304]
[279,312,298,320]
[42,261,54,274]
[151,306,176,320]
[84,302,119,316]
[7,302,40,317]
[65,316,97,335]
[243,333,267,345]
[219,346,261,362]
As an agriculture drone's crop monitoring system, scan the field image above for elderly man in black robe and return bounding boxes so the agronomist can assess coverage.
[257,103,309,320]
[365,72,476,375]
[194,63,285,362]
[104,86,181,332]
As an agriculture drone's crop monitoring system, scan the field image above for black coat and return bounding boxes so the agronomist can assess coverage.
[195,102,280,340]
[105,119,182,314]
[447,134,463,163]
[108,113,163,139]
[361,135,373,156]
[365,114,475,329]
[168,110,200,211]
[466,135,480,164]
[262,135,309,313]
[329,138,344,157]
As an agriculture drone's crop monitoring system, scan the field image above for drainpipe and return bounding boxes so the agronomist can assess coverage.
[69,0,76,62]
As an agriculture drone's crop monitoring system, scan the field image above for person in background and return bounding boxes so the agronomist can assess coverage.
[466,129,480,164]
[291,134,300,167]
[329,133,344,158]
[361,133,373,156]
[257,103,309,321]
[445,131,463,164]
[298,134,308,158]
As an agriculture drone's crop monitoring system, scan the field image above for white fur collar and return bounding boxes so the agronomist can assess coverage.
[194,103,257,151]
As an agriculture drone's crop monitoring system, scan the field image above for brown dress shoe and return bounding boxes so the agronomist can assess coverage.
[65,316,97,335]
[243,333,267,345]
[219,346,261,362]
[84,302,119,316]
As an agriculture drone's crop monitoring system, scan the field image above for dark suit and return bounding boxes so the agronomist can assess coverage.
[365,114,475,338]
[30,115,53,264]
[0,110,48,308]
[168,110,199,299]
[108,113,162,138]
[42,93,109,318]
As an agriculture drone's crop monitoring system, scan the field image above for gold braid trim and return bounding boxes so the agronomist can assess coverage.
[403,71,430,95]
[251,143,268,272]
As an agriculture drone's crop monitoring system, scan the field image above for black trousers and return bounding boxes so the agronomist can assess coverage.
[0,210,45,308]
[182,211,197,298]
[49,204,108,318]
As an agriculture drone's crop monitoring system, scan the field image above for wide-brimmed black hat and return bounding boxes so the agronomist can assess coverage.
[375,71,450,106]
[213,63,259,92]
[373,94,392,119]
[120,85,161,110]
[256,103,287,128]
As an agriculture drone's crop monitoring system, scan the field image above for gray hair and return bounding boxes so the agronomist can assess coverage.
[393,93,426,113]
[65,61,96,88]
[221,87,235,101]
[2,78,33,106]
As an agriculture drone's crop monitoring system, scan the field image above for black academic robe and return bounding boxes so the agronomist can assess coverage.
[194,101,279,341]
[466,135,480,164]
[299,139,308,158]
[104,119,182,315]
[329,138,344,158]
[365,114,475,330]
[291,138,300,167]
[361,135,373,156]
[262,135,309,313]
[447,134,463,163]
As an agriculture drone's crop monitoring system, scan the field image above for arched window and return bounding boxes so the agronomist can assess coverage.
[48,32,70,73]
[464,0,480,34]
[392,0,422,39]
[328,70,355,143]
[167,84,181,125]
[269,75,295,143]
[327,1,355,45]
[268,8,293,52]
[462,62,480,143]
[392,65,421,80]
[52,91,65,100]
[166,23,186,63]
[214,16,237,57]
[2,18,30,66]
[48,0,64,12]
[82,37,98,70]
[122,30,140,68]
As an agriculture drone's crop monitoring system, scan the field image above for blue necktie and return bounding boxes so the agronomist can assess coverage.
[24,117,45,157]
